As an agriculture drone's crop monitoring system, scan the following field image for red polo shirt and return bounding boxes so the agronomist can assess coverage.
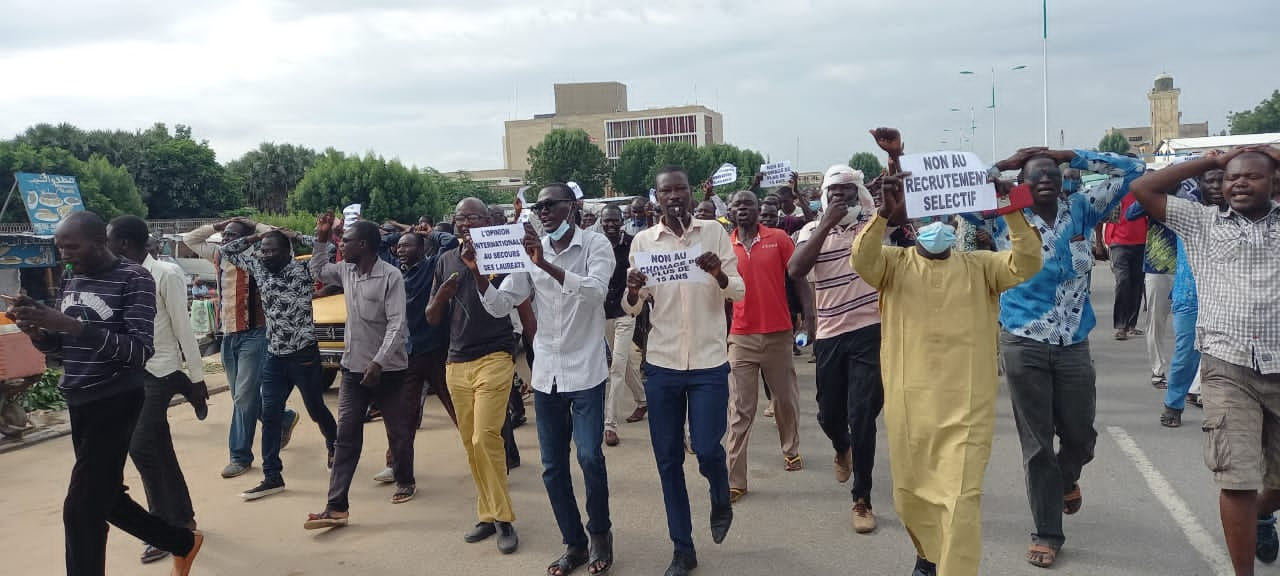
[1104,194,1148,246]
[731,225,795,335]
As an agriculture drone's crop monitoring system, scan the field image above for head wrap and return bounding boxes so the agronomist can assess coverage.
[820,164,876,220]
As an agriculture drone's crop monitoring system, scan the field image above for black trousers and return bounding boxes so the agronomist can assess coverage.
[327,369,412,512]
[128,372,195,528]
[813,324,884,503]
[1109,244,1146,331]
[66,386,195,576]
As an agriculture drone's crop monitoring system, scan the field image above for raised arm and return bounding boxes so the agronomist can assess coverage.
[309,212,343,287]
[182,224,219,261]
[1129,155,1221,223]
[851,214,895,290]
[1071,150,1145,223]
[219,235,262,273]
[983,211,1044,293]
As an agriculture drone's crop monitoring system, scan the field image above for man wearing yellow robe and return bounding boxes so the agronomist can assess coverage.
[851,172,1042,576]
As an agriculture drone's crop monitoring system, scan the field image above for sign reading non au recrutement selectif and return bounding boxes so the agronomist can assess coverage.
[759,161,793,187]
[898,151,997,218]
[633,243,702,286]
[471,224,534,274]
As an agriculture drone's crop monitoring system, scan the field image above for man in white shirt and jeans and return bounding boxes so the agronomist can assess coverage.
[107,216,208,565]
[478,183,617,576]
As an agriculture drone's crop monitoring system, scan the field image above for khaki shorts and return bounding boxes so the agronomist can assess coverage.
[1201,355,1280,491]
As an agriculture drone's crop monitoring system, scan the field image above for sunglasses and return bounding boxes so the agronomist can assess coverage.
[529,199,571,213]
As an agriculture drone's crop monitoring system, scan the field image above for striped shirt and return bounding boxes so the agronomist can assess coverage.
[36,259,156,405]
[796,217,881,340]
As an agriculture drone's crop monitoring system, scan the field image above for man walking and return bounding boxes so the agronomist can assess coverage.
[599,205,647,446]
[853,170,1042,576]
[222,229,339,500]
[788,164,884,535]
[426,198,521,555]
[982,147,1143,568]
[478,183,617,575]
[106,216,207,565]
[1103,191,1148,340]
[303,217,412,527]
[1128,146,1280,576]
[624,165,744,576]
[7,212,203,576]
[185,218,298,478]
[725,191,802,503]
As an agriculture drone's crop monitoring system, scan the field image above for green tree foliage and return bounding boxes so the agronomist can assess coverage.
[650,141,712,187]
[433,170,508,212]
[612,139,659,195]
[848,152,884,177]
[290,150,440,223]
[525,129,610,198]
[1097,131,1131,155]
[0,143,146,222]
[226,143,320,213]
[1228,90,1280,135]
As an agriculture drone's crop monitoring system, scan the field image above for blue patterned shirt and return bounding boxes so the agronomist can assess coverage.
[967,150,1145,345]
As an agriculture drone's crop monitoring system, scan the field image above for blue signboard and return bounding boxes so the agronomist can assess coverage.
[0,235,57,269]
[15,172,85,236]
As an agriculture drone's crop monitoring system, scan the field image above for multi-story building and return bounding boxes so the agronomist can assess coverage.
[1106,74,1209,156]
[503,82,723,171]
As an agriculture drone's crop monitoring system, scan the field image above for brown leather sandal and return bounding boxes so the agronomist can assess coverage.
[1064,484,1083,515]
[1027,544,1057,568]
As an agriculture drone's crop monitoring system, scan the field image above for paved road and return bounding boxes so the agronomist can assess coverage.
[0,268,1256,575]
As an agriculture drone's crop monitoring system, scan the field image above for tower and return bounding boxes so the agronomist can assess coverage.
[1149,74,1180,148]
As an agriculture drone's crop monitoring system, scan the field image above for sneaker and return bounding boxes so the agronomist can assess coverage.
[1259,514,1278,563]
[912,556,938,576]
[851,499,877,534]
[139,544,169,564]
[373,467,395,484]
[241,477,285,501]
[496,521,519,554]
[221,462,251,479]
[281,410,300,450]
[464,522,497,543]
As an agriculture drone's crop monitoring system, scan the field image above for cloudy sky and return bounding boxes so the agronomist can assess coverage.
[3,0,1277,174]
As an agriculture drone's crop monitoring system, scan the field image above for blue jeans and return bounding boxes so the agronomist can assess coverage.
[222,327,266,466]
[1166,312,1201,410]
[534,383,611,549]
[261,344,337,481]
[643,362,731,555]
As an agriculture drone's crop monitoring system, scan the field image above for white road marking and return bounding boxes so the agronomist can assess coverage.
[1107,426,1232,576]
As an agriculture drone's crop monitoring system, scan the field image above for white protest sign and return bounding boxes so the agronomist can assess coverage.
[760,161,792,187]
[711,163,738,187]
[515,186,531,223]
[341,204,362,227]
[567,181,584,199]
[649,188,657,204]
[471,224,534,275]
[633,243,703,286]
[899,151,997,218]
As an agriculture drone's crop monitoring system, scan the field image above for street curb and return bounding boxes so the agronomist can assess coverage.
[0,384,230,455]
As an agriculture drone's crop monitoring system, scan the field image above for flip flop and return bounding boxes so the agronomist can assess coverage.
[547,548,588,576]
[391,485,417,504]
[729,488,747,504]
[784,454,803,471]
[303,510,349,530]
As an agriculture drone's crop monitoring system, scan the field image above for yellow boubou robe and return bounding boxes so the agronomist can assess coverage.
[851,212,1041,576]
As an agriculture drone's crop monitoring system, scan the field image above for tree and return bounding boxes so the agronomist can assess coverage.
[611,139,659,195]
[650,141,712,187]
[139,136,240,218]
[525,129,610,198]
[289,150,436,223]
[1097,131,1131,155]
[0,143,146,222]
[226,142,320,213]
[848,152,884,177]
[1229,90,1280,135]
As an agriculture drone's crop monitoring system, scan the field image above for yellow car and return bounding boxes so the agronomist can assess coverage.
[297,255,345,388]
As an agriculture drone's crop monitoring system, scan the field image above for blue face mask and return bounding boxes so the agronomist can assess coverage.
[809,200,822,212]
[547,219,571,241]
[916,221,957,255]
[1062,180,1080,194]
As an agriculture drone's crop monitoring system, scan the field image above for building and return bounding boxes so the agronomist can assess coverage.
[1106,73,1209,155]
[503,82,724,172]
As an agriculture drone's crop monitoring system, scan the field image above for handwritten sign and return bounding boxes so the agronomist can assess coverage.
[633,243,702,286]
[649,188,657,204]
[711,163,738,187]
[471,224,534,275]
[516,186,532,223]
[898,152,997,218]
[760,161,793,188]
[14,172,85,236]
[567,181,584,199]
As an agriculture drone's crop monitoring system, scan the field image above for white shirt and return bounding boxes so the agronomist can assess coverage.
[142,255,205,382]
[480,228,615,393]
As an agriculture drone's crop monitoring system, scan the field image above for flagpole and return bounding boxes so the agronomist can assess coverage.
[1042,0,1049,146]
[991,66,998,162]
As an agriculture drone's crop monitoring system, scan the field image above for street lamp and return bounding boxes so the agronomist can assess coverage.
[961,65,1028,162]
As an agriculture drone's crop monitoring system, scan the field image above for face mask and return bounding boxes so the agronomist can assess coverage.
[547,219,571,241]
[916,221,957,255]
[809,200,822,212]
